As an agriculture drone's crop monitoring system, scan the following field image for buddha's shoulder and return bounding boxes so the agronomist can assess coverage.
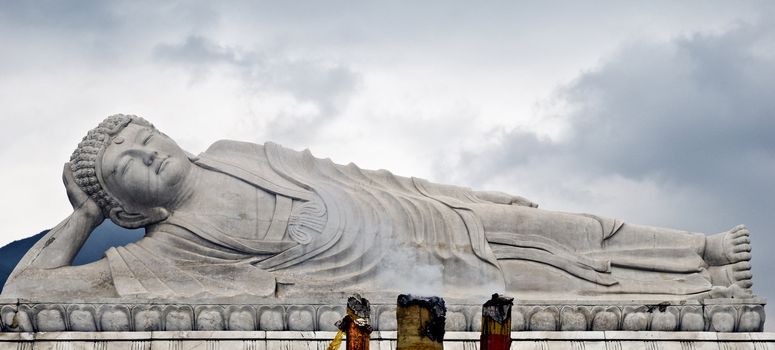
[204,140,298,154]
[197,140,270,169]
[205,139,265,155]
[203,140,309,163]
[201,140,306,173]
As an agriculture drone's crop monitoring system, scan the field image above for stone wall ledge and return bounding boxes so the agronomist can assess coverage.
[0,298,764,306]
[1,331,775,341]
[1,299,766,333]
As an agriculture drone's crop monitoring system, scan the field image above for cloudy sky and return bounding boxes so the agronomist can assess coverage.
[1,1,774,322]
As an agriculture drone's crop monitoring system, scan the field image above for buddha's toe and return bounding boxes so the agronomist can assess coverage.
[730,251,752,262]
[735,279,754,290]
[733,260,752,270]
[735,271,753,282]
[704,225,753,266]
[727,226,751,258]
[733,261,753,280]
[730,224,749,238]
[732,241,751,252]
[708,261,754,288]
[730,261,753,292]
[733,234,750,244]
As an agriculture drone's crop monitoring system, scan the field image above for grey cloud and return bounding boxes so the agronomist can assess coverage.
[154,36,237,65]
[0,1,117,32]
[456,19,775,205]
[0,1,216,34]
[0,1,218,71]
[153,36,362,142]
[442,19,775,312]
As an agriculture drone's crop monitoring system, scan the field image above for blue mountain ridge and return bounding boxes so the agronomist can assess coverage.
[0,221,144,290]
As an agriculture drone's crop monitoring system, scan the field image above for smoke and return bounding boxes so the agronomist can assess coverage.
[375,244,445,297]
[374,241,505,300]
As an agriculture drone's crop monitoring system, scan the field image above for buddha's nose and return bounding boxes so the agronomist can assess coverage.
[143,151,158,166]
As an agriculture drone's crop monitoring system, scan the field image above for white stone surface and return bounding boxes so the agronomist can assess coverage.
[1,331,774,350]
[0,115,759,305]
[0,299,766,333]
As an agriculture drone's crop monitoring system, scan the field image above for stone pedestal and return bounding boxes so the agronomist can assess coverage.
[1,331,774,350]
[1,298,765,333]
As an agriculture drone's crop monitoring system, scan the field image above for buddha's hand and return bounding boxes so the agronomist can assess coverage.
[63,163,104,223]
[475,190,538,208]
[509,195,538,208]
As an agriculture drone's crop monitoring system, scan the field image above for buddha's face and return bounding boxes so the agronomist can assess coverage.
[99,123,193,211]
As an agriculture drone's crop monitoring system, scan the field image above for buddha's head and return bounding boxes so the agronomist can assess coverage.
[70,114,194,228]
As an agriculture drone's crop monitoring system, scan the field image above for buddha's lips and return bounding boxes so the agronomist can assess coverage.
[156,157,169,174]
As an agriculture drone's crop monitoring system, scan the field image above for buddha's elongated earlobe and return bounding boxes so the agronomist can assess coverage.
[109,207,169,229]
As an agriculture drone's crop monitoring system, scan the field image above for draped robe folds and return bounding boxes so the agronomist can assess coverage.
[105,140,712,299]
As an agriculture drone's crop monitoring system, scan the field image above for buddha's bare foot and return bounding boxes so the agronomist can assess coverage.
[704,224,751,266]
[709,261,753,290]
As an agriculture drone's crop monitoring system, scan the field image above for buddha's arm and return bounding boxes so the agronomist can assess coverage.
[8,210,102,280]
[2,210,111,298]
[475,190,538,208]
[5,164,105,284]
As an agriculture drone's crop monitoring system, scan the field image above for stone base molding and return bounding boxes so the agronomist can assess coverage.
[0,298,765,333]
[1,331,774,350]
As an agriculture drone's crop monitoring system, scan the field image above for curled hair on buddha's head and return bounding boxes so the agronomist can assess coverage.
[69,114,155,219]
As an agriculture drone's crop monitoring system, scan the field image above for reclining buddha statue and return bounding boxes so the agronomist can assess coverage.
[2,115,755,301]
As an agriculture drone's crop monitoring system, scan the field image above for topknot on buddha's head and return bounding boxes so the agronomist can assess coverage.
[69,114,155,216]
